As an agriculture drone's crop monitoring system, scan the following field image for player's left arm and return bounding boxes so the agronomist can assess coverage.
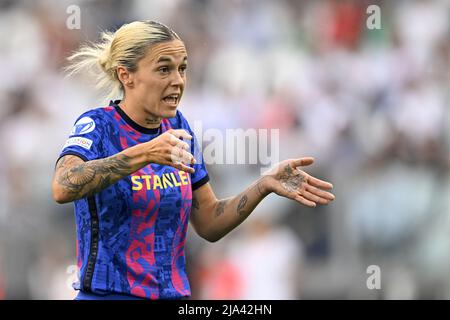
[189,157,335,242]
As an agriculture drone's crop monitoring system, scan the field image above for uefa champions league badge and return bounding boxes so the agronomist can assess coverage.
[70,116,96,136]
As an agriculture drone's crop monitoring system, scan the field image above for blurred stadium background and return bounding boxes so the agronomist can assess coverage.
[0,0,449,299]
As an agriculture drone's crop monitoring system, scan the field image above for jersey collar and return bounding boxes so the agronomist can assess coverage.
[110,100,161,135]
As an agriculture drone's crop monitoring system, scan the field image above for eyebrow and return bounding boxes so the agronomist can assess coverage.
[157,56,188,63]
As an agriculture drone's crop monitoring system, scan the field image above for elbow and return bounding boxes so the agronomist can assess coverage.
[192,224,220,243]
[203,235,220,243]
[208,237,223,243]
[198,229,224,243]
[190,208,227,242]
[52,190,69,204]
[52,182,71,204]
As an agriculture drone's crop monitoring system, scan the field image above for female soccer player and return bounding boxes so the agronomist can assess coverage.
[52,20,335,300]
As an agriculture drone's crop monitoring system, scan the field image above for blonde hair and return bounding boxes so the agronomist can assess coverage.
[65,20,181,102]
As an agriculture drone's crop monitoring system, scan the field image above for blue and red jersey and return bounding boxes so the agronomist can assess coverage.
[58,101,209,299]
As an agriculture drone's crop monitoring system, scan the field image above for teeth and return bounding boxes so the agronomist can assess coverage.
[164,94,179,104]
[164,96,177,103]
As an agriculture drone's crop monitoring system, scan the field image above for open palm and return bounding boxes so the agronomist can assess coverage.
[263,157,335,207]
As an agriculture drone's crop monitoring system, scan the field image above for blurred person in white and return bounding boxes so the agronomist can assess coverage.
[51,20,335,300]
[228,200,304,300]
[0,1,95,298]
[394,0,450,73]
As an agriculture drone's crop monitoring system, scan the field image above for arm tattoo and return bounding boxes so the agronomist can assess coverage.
[56,154,133,200]
[55,156,67,170]
[279,164,305,193]
[192,198,200,210]
[237,195,248,216]
[215,199,228,217]
[256,179,267,197]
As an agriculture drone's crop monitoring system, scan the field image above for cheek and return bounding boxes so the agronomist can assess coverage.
[136,78,163,97]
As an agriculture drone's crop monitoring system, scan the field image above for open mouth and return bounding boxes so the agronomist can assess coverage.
[162,94,180,106]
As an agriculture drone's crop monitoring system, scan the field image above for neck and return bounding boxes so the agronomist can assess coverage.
[119,98,161,129]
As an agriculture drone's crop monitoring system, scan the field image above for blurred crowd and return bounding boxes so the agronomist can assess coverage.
[0,0,449,299]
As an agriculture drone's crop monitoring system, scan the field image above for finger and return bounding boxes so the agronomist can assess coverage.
[177,140,190,151]
[300,190,330,205]
[179,164,195,174]
[307,175,333,189]
[169,137,192,153]
[179,148,196,165]
[170,129,193,140]
[294,194,316,208]
[305,184,335,201]
[171,161,195,174]
[169,134,190,149]
[171,148,196,165]
[292,157,314,168]
[167,133,186,147]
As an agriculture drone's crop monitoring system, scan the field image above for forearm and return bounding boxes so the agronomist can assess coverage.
[201,176,271,242]
[53,144,148,203]
[191,158,335,242]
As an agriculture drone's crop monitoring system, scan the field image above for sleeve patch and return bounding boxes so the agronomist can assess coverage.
[63,137,93,150]
[70,116,96,135]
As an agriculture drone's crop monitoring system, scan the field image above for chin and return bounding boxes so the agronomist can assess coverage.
[162,108,178,119]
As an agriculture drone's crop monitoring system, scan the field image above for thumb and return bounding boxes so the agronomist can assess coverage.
[292,157,314,168]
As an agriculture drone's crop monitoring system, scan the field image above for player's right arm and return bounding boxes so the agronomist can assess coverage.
[52,129,195,204]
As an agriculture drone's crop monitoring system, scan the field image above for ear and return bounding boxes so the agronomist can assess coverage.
[117,66,134,88]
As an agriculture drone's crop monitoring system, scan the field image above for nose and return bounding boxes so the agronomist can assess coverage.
[170,70,185,87]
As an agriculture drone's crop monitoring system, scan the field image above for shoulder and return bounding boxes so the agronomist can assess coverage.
[74,106,112,122]
[166,109,192,131]
[70,106,113,136]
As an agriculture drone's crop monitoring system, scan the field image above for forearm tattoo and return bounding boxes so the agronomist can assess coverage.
[215,199,229,217]
[279,164,305,193]
[237,195,248,216]
[56,154,133,200]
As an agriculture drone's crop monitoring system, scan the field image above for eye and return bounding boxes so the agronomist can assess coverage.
[158,66,170,74]
[179,65,187,75]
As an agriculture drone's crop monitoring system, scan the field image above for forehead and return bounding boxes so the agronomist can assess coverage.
[145,39,187,64]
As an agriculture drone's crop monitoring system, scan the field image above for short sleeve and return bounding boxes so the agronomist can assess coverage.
[57,109,107,163]
[177,112,209,191]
